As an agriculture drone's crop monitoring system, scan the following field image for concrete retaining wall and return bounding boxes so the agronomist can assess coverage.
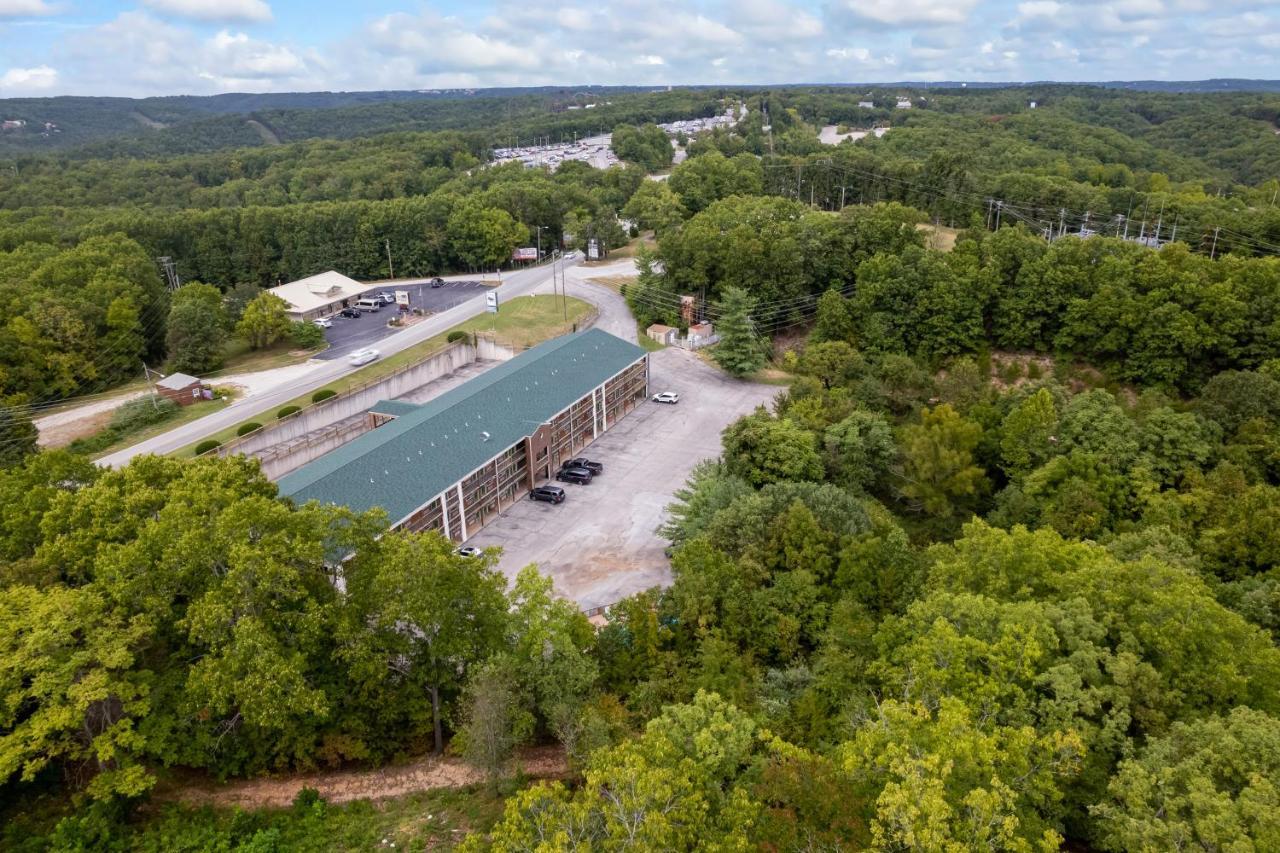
[218,338,519,465]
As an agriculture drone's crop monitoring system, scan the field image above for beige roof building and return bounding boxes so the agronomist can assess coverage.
[267,270,366,321]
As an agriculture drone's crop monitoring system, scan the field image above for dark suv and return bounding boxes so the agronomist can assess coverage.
[430,277,446,288]
[556,467,593,485]
[339,307,361,318]
[530,485,566,504]
[565,457,603,475]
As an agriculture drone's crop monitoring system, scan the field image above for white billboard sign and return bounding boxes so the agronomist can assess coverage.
[485,290,499,314]
[395,290,410,305]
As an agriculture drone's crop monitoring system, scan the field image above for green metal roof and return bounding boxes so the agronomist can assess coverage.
[277,329,646,524]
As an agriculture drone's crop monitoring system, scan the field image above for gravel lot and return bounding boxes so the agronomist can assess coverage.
[467,347,777,610]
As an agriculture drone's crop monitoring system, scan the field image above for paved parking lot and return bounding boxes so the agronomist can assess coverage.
[315,280,489,359]
[466,347,778,610]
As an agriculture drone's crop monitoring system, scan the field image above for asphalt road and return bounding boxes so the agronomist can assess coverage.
[316,280,488,360]
[98,257,581,468]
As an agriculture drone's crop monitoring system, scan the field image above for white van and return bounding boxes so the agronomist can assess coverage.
[354,297,382,312]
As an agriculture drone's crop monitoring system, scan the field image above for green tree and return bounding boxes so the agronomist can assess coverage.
[1000,388,1060,476]
[0,584,153,799]
[796,340,859,389]
[456,660,532,791]
[342,532,509,755]
[840,697,1083,851]
[446,200,528,270]
[0,396,37,470]
[610,123,674,172]
[1092,707,1280,853]
[810,288,856,344]
[621,179,686,234]
[898,404,987,518]
[166,282,228,374]
[234,292,292,350]
[468,692,763,851]
[722,409,824,488]
[823,410,896,492]
[712,286,766,377]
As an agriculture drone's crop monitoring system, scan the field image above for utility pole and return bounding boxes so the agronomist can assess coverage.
[384,239,394,279]
[1210,226,1221,259]
[1082,211,1091,235]
[986,198,993,230]
[839,185,847,209]
[142,362,160,411]
[1122,214,1130,240]
[1058,208,1066,240]
[1153,199,1165,245]
[995,200,1003,230]
[1170,214,1179,243]
[795,164,802,200]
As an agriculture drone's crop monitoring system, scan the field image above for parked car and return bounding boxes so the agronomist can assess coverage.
[564,457,603,475]
[339,307,361,318]
[354,298,382,312]
[430,277,446,288]
[347,347,380,366]
[556,467,594,485]
[652,391,680,404]
[529,485,566,504]
[313,317,333,328]
[375,291,395,304]
[456,545,484,557]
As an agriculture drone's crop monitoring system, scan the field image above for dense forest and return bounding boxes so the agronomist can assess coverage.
[4,83,1280,849]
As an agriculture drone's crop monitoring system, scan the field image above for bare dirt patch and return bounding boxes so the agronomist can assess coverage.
[988,351,1056,392]
[158,746,566,810]
[38,409,114,449]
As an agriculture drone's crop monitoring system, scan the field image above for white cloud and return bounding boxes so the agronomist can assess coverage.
[636,54,665,65]
[736,0,823,40]
[0,64,58,90]
[143,0,272,24]
[835,0,979,27]
[1017,1,1061,17]
[0,0,53,15]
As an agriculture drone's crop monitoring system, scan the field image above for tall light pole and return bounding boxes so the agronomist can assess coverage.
[535,225,543,259]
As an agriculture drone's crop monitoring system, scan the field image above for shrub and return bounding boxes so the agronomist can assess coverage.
[110,397,179,433]
[311,389,336,403]
[194,439,221,455]
[288,320,325,349]
[236,422,262,437]
[447,330,470,344]
[277,405,301,419]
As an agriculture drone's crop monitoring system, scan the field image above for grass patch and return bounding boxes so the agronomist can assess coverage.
[72,396,231,459]
[203,338,324,377]
[584,233,653,264]
[637,323,665,352]
[2,783,509,852]
[174,295,592,458]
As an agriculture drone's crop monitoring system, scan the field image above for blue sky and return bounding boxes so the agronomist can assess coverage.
[1,0,1277,97]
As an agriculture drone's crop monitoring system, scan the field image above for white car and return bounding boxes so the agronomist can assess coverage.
[456,546,483,558]
[652,391,680,404]
[313,317,333,328]
[375,292,396,304]
[347,347,380,366]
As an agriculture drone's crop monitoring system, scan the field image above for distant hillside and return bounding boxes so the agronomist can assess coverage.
[0,86,662,156]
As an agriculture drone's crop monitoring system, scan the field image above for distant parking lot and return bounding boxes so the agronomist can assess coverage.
[466,347,777,610]
[315,280,489,360]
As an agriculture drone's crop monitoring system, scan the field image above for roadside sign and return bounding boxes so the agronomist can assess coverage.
[587,238,599,260]
[395,289,410,305]
[485,291,499,314]
[512,247,537,261]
